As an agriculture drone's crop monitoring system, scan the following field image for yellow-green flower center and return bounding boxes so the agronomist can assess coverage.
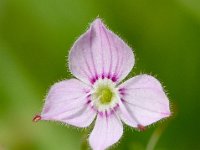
[95,86,113,104]
[91,79,119,111]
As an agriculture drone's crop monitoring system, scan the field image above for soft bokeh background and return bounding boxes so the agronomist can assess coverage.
[0,0,200,149]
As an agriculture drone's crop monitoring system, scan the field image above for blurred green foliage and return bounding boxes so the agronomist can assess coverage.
[0,0,200,149]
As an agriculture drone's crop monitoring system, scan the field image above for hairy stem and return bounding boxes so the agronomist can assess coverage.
[81,129,90,150]
[146,121,170,150]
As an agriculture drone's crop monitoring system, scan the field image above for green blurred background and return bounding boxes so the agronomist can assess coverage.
[0,0,200,149]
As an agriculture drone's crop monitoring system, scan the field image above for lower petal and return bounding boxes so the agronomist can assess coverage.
[89,113,123,150]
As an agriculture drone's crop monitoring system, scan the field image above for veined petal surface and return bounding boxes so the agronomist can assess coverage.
[89,113,123,150]
[41,79,96,127]
[118,75,170,127]
[69,19,134,84]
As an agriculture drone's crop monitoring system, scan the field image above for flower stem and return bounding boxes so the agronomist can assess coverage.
[146,127,163,150]
[146,121,169,150]
[80,129,90,150]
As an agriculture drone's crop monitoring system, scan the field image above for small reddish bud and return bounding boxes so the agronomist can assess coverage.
[33,115,41,122]
[137,124,146,131]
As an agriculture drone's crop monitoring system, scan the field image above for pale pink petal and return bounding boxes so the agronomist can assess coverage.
[69,18,134,84]
[118,75,170,127]
[40,79,96,127]
[89,114,123,150]
[117,100,138,128]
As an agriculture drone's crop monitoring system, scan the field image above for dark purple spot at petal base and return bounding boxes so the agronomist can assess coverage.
[91,73,118,84]
[90,75,100,84]
[114,103,119,111]
[97,103,120,117]
[86,100,91,104]
[102,73,105,79]
[98,111,104,117]
[95,74,99,80]
[111,76,117,82]
[121,98,125,102]
[105,111,108,118]
[119,88,126,95]
[107,74,111,79]
[91,78,96,84]
[119,88,125,92]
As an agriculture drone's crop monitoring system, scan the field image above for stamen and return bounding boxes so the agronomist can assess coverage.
[91,78,119,112]
[95,86,113,104]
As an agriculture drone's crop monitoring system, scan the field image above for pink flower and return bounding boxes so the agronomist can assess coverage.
[34,18,170,150]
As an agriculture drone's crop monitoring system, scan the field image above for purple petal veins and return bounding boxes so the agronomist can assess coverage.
[34,18,171,150]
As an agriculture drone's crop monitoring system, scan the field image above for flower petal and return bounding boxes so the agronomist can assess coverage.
[118,75,170,127]
[89,113,123,150]
[40,79,96,127]
[69,18,134,85]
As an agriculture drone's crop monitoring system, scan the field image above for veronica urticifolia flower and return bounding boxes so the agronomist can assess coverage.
[33,18,170,150]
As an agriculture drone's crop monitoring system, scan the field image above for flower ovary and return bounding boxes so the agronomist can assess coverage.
[95,86,113,104]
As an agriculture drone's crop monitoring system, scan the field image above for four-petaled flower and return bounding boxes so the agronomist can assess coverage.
[34,18,170,150]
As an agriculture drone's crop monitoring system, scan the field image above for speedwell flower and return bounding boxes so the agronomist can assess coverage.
[34,18,170,150]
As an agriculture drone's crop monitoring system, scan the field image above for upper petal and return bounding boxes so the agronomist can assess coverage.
[118,75,170,127]
[89,113,123,150]
[40,79,96,128]
[69,18,134,85]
